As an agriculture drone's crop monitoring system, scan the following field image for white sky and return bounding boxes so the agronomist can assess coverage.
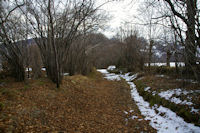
[96,0,142,38]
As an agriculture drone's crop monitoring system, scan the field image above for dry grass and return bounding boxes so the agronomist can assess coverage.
[139,74,200,92]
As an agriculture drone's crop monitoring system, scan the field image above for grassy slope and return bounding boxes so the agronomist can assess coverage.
[0,71,155,132]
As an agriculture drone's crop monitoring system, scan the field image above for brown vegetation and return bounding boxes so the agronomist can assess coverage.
[0,71,155,132]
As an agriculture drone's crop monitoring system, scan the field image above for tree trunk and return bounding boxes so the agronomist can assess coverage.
[148,40,153,71]
[166,50,171,67]
[175,51,179,74]
[185,0,197,73]
[48,0,61,88]
[11,61,25,81]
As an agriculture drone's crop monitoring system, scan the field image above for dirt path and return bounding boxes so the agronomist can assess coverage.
[0,72,155,132]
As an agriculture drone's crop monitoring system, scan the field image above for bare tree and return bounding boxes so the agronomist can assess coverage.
[163,0,198,74]
[148,40,153,70]
[134,2,163,70]
[114,25,148,71]
[146,0,200,79]
[18,0,106,87]
[0,0,26,81]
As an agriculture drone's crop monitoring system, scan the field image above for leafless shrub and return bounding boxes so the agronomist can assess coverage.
[0,0,26,81]
[18,0,106,87]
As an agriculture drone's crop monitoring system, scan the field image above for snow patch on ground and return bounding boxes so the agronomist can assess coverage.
[158,89,195,105]
[41,68,46,71]
[105,73,121,81]
[124,111,128,115]
[124,110,138,120]
[124,110,134,115]
[191,107,199,114]
[131,115,138,119]
[152,91,156,96]
[98,66,200,133]
[158,90,174,100]
[97,69,108,74]
[144,87,151,92]
[63,73,69,76]
[128,82,199,133]
[107,65,116,71]
[120,73,138,81]
[97,69,121,81]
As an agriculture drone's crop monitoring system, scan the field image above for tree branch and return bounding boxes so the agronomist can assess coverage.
[1,2,25,24]
[164,0,188,24]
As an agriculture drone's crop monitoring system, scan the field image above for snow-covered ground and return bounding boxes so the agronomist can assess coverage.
[97,67,200,133]
[158,89,194,105]
[144,62,185,67]
[107,65,116,71]
[157,88,200,113]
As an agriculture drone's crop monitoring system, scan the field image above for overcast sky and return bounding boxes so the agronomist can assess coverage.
[96,0,142,38]
[95,0,188,41]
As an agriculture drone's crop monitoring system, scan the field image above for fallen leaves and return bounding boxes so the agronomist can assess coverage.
[0,74,156,132]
